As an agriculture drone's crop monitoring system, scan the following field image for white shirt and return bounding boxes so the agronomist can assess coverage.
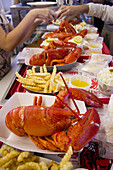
[87,3,113,23]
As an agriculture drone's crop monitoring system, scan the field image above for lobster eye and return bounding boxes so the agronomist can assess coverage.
[70,115,76,120]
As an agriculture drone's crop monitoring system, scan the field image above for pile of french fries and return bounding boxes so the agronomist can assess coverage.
[16,65,69,93]
[0,144,73,170]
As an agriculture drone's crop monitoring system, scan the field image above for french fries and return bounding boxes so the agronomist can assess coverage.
[0,145,73,170]
[16,65,69,93]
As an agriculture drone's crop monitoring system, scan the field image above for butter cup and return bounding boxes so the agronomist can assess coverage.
[88,42,103,55]
[69,75,91,91]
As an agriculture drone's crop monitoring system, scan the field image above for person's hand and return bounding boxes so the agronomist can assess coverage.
[32,8,57,24]
[57,5,89,21]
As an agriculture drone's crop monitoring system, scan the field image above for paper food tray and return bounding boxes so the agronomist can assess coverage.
[81,53,112,75]
[90,53,112,64]
[17,48,32,64]
[0,92,86,154]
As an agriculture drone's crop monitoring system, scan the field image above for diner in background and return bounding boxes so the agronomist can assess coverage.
[0,7,57,80]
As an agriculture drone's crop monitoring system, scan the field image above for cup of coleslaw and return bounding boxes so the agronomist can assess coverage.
[97,67,113,96]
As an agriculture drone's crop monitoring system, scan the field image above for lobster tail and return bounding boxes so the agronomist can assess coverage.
[5,106,26,137]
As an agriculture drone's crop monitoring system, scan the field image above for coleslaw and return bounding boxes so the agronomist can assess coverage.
[97,67,113,86]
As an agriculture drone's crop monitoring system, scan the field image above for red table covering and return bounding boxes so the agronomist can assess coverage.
[1,42,113,169]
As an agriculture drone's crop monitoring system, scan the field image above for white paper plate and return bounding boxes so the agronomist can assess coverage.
[46,24,59,31]
[25,47,78,72]
[0,92,86,154]
[41,31,51,39]
[27,2,57,7]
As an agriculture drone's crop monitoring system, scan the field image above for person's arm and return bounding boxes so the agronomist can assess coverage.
[58,5,89,21]
[58,3,113,23]
[87,3,113,23]
[18,19,43,45]
[0,8,57,52]
[8,23,14,31]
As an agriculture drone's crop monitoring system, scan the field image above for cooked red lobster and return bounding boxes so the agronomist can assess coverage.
[44,21,87,42]
[44,21,76,40]
[41,39,77,50]
[29,47,82,66]
[5,75,102,152]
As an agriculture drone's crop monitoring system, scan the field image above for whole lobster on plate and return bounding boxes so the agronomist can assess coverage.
[5,74,102,152]
[29,47,82,66]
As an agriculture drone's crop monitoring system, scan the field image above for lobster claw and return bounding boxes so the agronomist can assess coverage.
[52,108,100,151]
[5,106,26,137]
[29,48,70,66]
[59,21,77,34]
[29,51,46,66]
[50,47,82,66]
[78,29,88,38]
[52,88,103,108]
[45,48,70,65]
[64,47,82,64]
[71,88,103,108]
[68,108,100,151]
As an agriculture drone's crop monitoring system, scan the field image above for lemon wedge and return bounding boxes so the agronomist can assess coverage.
[46,38,58,42]
[73,35,82,43]
[80,22,86,26]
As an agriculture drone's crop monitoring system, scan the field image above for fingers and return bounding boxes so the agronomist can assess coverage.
[57,8,68,19]
[65,15,75,22]
[58,5,67,10]
[57,6,71,20]
[50,10,57,21]
[58,12,67,20]
[36,8,57,24]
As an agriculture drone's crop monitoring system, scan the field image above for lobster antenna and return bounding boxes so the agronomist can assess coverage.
[53,92,80,119]
[60,73,80,114]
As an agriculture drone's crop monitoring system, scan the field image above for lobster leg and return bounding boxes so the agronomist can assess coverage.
[33,96,42,106]
[29,135,60,151]
[28,135,46,150]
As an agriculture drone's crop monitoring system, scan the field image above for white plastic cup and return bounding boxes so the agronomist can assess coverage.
[69,75,92,90]
[88,42,102,55]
